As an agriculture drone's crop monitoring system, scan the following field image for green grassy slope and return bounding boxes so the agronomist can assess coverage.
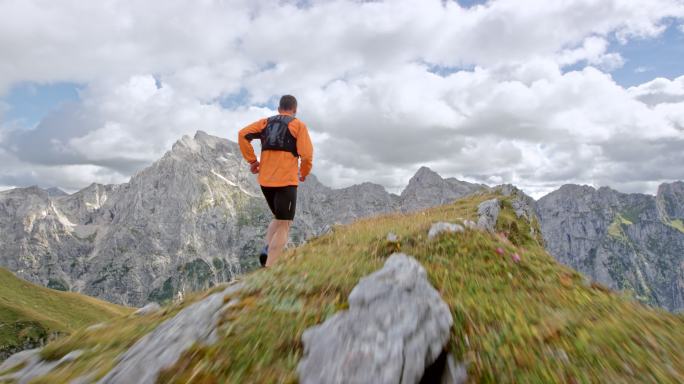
[18,192,684,383]
[0,268,132,358]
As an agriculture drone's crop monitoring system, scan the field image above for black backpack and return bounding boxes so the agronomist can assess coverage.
[259,115,298,157]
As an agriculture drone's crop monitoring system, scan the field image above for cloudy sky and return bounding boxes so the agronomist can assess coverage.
[1,0,683,198]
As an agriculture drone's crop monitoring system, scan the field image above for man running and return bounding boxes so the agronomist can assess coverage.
[238,95,314,267]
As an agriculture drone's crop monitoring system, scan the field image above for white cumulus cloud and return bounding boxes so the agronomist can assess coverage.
[0,0,683,197]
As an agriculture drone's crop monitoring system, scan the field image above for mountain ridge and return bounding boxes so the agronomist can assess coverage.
[1,130,682,310]
[537,181,684,311]
[2,191,683,383]
[0,131,485,307]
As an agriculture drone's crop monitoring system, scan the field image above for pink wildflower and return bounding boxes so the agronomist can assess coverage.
[496,247,505,255]
[511,253,521,263]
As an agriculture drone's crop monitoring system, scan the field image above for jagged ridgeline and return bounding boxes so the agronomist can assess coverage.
[0,133,270,307]
[1,131,683,313]
[0,268,131,361]
[0,132,483,307]
[2,193,683,383]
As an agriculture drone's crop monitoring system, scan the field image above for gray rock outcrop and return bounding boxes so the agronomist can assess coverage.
[0,349,82,383]
[428,222,465,239]
[98,282,243,384]
[497,184,537,221]
[298,253,454,384]
[476,199,500,232]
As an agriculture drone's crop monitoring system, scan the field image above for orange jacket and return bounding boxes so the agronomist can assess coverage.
[238,112,314,187]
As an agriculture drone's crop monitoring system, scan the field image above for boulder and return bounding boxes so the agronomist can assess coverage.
[477,199,500,232]
[97,282,243,383]
[298,253,453,384]
[428,222,465,239]
[0,349,82,384]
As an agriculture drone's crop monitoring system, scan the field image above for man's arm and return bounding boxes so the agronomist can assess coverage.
[295,121,314,180]
[238,119,267,164]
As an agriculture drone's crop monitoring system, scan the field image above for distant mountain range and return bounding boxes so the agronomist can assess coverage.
[0,131,682,311]
[5,190,684,383]
[0,132,483,307]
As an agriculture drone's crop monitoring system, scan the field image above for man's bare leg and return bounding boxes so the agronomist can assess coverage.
[266,219,292,267]
[265,219,278,246]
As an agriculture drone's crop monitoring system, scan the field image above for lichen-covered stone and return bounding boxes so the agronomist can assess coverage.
[97,282,243,384]
[298,253,453,384]
[477,199,500,232]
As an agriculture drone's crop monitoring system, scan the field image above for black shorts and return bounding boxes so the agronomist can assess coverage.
[261,185,297,220]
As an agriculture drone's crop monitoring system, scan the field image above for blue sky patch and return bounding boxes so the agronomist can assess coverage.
[456,0,489,8]
[559,22,684,87]
[2,82,82,127]
[610,21,684,87]
[423,61,476,77]
[255,94,281,111]
[218,88,250,109]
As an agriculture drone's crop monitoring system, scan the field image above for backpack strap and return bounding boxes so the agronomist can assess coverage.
[269,115,295,125]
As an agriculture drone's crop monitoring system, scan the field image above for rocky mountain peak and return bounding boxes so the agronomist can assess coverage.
[193,130,230,150]
[167,131,240,164]
[171,134,202,154]
[555,184,597,195]
[407,166,443,186]
[0,187,51,210]
[400,167,485,212]
[46,187,68,197]
[12,185,49,197]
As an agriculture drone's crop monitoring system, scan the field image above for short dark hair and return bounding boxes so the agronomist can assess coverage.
[279,95,297,111]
